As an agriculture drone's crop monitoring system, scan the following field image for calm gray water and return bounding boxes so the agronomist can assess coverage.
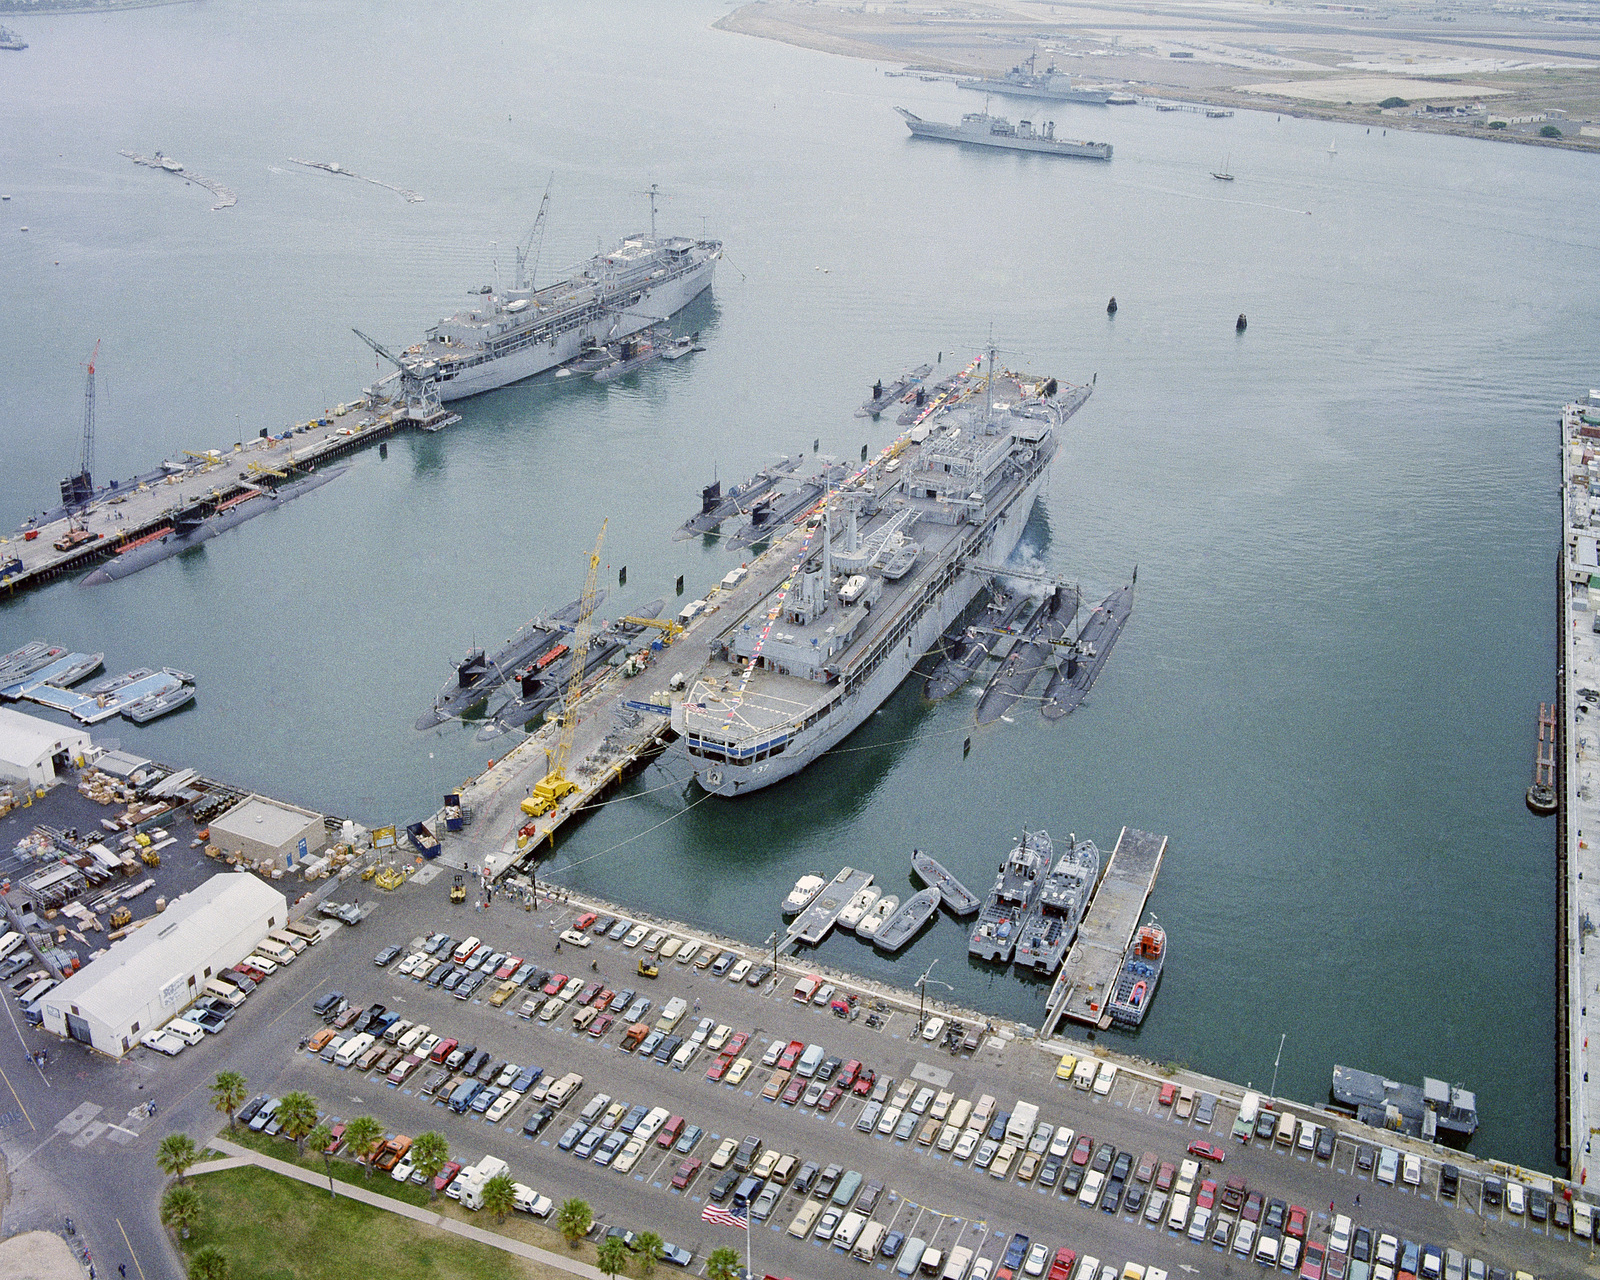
[2,0,1596,1168]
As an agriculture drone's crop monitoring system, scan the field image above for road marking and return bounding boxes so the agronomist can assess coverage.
[117,1217,148,1280]
[0,1062,35,1131]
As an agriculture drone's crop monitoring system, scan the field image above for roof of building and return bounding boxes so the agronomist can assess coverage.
[0,707,91,768]
[210,794,323,847]
[46,873,286,1024]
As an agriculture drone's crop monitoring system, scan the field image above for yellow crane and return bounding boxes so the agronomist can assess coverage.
[617,615,683,642]
[521,519,607,818]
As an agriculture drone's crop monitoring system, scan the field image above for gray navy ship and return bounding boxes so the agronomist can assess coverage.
[968,830,1052,963]
[679,351,1093,797]
[1014,836,1101,974]
[960,54,1114,105]
[897,108,1112,161]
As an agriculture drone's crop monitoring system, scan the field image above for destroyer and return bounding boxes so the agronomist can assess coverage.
[385,189,719,403]
[896,108,1112,161]
[959,54,1114,105]
[679,350,1092,796]
[1014,836,1101,974]
[969,830,1052,963]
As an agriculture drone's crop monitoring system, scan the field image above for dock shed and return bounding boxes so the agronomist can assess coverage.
[209,793,326,869]
[0,708,92,790]
[39,873,287,1056]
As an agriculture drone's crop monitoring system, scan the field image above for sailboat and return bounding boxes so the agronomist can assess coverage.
[1327,139,1337,154]
[1211,154,1233,181]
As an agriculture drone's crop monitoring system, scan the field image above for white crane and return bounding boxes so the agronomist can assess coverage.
[514,175,554,293]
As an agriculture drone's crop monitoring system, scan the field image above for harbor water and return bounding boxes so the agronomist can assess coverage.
[2,0,1596,1169]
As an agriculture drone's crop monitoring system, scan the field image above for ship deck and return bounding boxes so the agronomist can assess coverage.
[1043,826,1166,1031]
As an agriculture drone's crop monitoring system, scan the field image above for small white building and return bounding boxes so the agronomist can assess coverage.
[209,793,326,869]
[40,873,287,1057]
[0,707,92,790]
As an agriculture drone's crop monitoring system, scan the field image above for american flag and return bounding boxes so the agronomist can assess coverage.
[700,1201,749,1231]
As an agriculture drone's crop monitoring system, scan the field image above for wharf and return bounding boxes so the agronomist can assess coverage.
[785,866,875,948]
[0,398,415,596]
[1043,826,1166,1031]
[1557,390,1600,1182]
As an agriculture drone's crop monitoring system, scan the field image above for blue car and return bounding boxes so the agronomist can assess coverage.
[1001,1233,1030,1274]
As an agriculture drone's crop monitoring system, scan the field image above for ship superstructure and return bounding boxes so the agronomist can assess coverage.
[969,829,1052,963]
[677,354,1091,797]
[1014,835,1101,974]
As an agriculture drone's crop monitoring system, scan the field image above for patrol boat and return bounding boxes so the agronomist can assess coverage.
[387,188,719,403]
[968,829,1052,963]
[897,108,1112,161]
[1014,836,1101,974]
[678,350,1091,797]
[1106,919,1166,1027]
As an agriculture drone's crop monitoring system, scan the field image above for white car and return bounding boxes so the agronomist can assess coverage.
[391,1152,416,1182]
[878,1106,903,1135]
[613,1137,649,1173]
[558,929,592,948]
[676,941,701,965]
[1376,1147,1399,1185]
[812,982,835,1007]
[953,1129,980,1160]
[1402,1151,1422,1186]
[921,1017,946,1042]
[396,953,422,975]
[727,958,752,984]
[705,1024,732,1052]
[1022,1242,1050,1277]
[486,1090,521,1123]
[1504,1181,1526,1215]
[1093,1062,1118,1095]
[623,925,648,948]
[690,1017,715,1047]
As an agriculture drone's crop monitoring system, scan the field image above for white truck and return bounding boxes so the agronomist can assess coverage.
[455,1155,512,1209]
[1004,1101,1039,1147]
[1233,1090,1260,1141]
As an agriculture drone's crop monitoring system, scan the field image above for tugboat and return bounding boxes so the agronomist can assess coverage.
[1106,919,1166,1028]
[968,830,1051,963]
[1013,836,1101,974]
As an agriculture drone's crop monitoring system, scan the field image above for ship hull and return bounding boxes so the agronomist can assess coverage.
[429,260,715,402]
[692,467,1047,798]
[962,80,1112,105]
[902,121,1111,161]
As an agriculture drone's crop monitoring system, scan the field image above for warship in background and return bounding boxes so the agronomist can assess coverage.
[959,53,1114,105]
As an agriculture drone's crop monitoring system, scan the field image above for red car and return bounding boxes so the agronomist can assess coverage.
[588,1013,614,1038]
[837,1060,861,1090]
[818,1087,843,1113]
[576,911,598,931]
[1046,1248,1078,1280]
[1300,1243,1326,1280]
[1286,1205,1308,1240]
[496,956,522,980]
[852,1068,877,1097]
[1155,1161,1177,1192]
[577,982,603,1006]
[1071,1134,1095,1167]
[323,1122,346,1154]
[724,1032,751,1058]
[235,963,268,983]
[434,1160,463,1193]
[594,987,614,1009]
[1158,1082,1177,1107]
[542,973,568,996]
[776,1039,804,1071]
[1187,1139,1226,1162]
[706,1057,732,1082]
[670,1157,702,1189]
[1197,1178,1218,1210]
[780,1077,806,1106]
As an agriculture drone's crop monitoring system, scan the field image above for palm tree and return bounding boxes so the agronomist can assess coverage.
[159,1185,202,1240]
[706,1245,741,1280]
[209,1071,248,1131]
[187,1245,228,1280]
[481,1171,517,1224]
[305,1123,334,1196]
[340,1116,384,1181]
[156,1132,198,1183]
[634,1231,665,1275]
[410,1131,450,1201]
[274,1091,319,1155]
[556,1197,593,1246]
[596,1236,630,1279]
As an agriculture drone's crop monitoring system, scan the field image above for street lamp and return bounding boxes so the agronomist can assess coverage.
[914,958,953,1035]
[1269,1033,1286,1101]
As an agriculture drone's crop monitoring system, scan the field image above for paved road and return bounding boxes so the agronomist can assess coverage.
[4,869,1591,1280]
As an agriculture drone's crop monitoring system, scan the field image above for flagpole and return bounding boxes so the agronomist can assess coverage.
[746,1202,752,1280]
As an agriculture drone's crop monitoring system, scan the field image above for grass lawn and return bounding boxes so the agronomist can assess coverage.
[184,1165,545,1280]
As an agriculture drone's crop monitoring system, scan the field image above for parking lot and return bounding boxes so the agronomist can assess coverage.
[231,886,1586,1280]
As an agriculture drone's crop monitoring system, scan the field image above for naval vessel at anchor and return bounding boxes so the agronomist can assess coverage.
[677,350,1093,797]
[959,54,1115,105]
[381,188,719,404]
[1014,835,1101,975]
[969,829,1052,963]
[896,108,1112,161]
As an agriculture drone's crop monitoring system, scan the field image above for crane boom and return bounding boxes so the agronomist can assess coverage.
[351,326,404,373]
[515,175,554,293]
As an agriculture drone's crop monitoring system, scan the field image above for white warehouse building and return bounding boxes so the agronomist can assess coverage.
[41,873,287,1057]
[0,707,92,790]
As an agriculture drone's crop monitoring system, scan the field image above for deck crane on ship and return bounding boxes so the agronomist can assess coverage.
[351,326,460,431]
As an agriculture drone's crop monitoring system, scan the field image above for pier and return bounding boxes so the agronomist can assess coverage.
[1043,825,1166,1032]
[785,866,875,948]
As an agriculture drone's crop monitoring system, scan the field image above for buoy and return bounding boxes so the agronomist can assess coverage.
[1106,296,1118,315]
[1236,313,1248,331]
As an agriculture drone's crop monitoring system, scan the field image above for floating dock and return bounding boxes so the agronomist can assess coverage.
[1043,826,1166,1031]
[787,866,876,948]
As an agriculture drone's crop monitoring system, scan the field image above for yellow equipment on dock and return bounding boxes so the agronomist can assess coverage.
[108,905,132,929]
[139,848,160,867]
[638,956,659,978]
[618,615,684,643]
[450,875,466,903]
[374,864,407,891]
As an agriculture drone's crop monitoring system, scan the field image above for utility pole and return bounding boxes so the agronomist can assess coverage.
[1269,1033,1286,1100]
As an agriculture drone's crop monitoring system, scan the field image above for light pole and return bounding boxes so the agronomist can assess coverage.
[1269,1033,1286,1101]
[914,959,953,1035]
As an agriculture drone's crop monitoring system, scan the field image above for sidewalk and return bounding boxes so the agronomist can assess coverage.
[202,1138,607,1279]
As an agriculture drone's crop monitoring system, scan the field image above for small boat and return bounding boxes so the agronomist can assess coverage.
[857,895,898,940]
[873,887,942,954]
[1211,154,1233,181]
[45,652,104,688]
[1106,919,1166,1028]
[1327,140,1337,155]
[837,886,881,932]
[121,682,195,724]
[0,642,64,682]
[657,331,704,361]
[86,667,154,696]
[782,874,826,915]
[910,849,981,915]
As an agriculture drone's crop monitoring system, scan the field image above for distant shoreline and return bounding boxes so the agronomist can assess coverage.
[0,0,194,14]
[713,3,1599,155]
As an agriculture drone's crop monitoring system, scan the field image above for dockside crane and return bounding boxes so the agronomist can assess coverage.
[351,327,446,425]
[59,340,99,510]
[514,174,554,293]
[522,519,607,819]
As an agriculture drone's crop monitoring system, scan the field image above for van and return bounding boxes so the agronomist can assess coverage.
[203,979,246,1008]
[1166,1193,1191,1232]
[771,1154,798,1185]
[267,929,308,955]
[449,1079,483,1113]
[1275,1111,1296,1146]
[854,1221,887,1261]
[398,1023,429,1054]
[547,1071,584,1107]
[453,936,481,963]
[943,1246,974,1280]
[797,1044,826,1078]
[832,1170,864,1206]
[948,1098,972,1132]
[335,1032,375,1067]
[1072,1058,1098,1090]
[383,1018,413,1045]
[920,1248,944,1277]
[656,997,688,1032]
[834,1212,866,1251]
[165,1018,205,1046]
[283,920,321,945]
[580,1093,612,1124]
[897,1239,927,1279]
[256,940,296,965]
